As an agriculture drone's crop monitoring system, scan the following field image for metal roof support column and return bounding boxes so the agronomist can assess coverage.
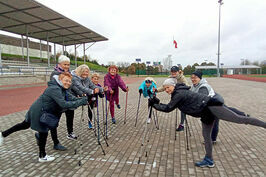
[40,40,42,59]
[0,42,2,67]
[83,43,85,63]
[74,44,77,67]
[21,35,24,59]
[62,37,65,55]
[26,25,30,67]
[47,33,50,67]
[54,43,56,63]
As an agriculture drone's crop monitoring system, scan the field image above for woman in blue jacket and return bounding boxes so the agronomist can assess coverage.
[138,77,157,123]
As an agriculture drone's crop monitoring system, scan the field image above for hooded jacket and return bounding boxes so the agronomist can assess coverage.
[25,75,87,132]
[153,83,210,118]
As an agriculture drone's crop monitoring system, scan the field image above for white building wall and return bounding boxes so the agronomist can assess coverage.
[0,44,51,58]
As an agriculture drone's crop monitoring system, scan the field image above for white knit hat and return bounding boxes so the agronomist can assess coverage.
[163,78,176,86]
[58,55,70,63]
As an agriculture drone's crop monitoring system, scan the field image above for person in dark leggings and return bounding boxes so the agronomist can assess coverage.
[151,78,266,168]
[0,73,87,162]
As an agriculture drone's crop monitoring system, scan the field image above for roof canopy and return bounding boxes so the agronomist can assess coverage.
[0,0,108,46]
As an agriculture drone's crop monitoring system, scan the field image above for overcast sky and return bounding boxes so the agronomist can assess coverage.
[5,0,266,67]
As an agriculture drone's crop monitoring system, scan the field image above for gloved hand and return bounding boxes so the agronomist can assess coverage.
[148,97,160,107]
[81,97,88,105]
[139,89,143,94]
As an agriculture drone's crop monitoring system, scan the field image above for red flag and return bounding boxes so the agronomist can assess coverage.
[173,40,178,48]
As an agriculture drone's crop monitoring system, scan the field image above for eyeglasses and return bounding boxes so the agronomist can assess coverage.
[145,80,152,83]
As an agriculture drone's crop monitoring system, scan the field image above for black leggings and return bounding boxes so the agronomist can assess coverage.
[2,120,30,137]
[1,120,49,158]
[65,110,75,134]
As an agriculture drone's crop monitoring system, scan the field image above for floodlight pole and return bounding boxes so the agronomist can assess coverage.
[217,0,223,77]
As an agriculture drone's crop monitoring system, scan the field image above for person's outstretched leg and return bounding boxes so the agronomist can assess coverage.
[208,105,266,128]
[177,112,186,131]
[211,120,219,143]
[50,128,67,151]
[38,132,55,162]
[0,120,30,146]
[1,120,30,138]
[195,122,215,168]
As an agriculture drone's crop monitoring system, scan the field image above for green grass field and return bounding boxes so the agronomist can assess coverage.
[248,74,266,78]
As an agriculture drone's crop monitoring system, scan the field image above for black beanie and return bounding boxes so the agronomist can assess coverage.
[170,66,179,72]
[192,70,202,79]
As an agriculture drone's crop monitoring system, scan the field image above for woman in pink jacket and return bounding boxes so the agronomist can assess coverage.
[104,65,129,124]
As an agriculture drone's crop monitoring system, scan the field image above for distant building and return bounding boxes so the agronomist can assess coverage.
[0,34,51,59]
[196,65,261,75]
[261,60,266,66]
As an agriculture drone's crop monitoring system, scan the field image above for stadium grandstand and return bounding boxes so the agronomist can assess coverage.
[0,0,108,76]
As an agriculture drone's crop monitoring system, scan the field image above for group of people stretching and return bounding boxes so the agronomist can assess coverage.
[138,66,265,168]
[0,60,265,168]
[0,55,129,162]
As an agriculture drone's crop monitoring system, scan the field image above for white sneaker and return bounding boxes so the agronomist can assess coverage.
[0,132,4,146]
[147,118,151,124]
[67,132,77,140]
[39,155,55,162]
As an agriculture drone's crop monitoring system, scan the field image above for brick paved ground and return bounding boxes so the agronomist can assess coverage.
[0,77,265,177]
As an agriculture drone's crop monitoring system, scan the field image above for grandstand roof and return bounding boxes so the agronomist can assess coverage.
[0,0,108,46]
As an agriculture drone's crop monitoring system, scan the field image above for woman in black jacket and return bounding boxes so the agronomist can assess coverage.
[151,78,266,168]
[0,73,87,162]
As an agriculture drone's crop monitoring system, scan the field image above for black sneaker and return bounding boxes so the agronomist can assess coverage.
[35,132,40,146]
[176,124,184,131]
[54,143,67,151]
[116,104,121,109]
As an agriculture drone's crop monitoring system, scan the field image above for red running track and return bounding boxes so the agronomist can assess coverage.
[0,77,143,116]
[223,74,266,83]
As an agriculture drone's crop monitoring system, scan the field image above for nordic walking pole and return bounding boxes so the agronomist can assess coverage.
[138,106,152,164]
[135,93,142,127]
[102,97,105,135]
[74,105,85,166]
[124,87,128,124]
[97,97,109,147]
[185,117,190,150]
[92,102,106,155]
[175,109,178,140]
[105,93,108,139]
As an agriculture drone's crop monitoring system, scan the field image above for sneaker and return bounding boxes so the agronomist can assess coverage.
[67,133,77,140]
[88,121,93,129]
[116,104,121,109]
[147,118,151,124]
[176,124,184,132]
[38,155,55,163]
[195,156,215,168]
[0,132,4,146]
[112,117,116,124]
[53,143,67,151]
[35,132,40,146]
